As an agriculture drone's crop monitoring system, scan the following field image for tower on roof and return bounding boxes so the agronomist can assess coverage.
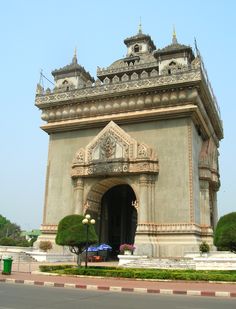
[52,49,94,91]
[124,29,156,56]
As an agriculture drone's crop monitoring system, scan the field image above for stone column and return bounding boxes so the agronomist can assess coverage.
[138,174,149,223]
[212,190,218,229]
[73,178,84,214]
[135,174,158,257]
[149,175,156,222]
[199,180,210,226]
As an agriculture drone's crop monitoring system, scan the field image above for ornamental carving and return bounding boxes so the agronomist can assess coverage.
[199,138,220,188]
[100,136,116,159]
[35,68,202,107]
[72,121,159,178]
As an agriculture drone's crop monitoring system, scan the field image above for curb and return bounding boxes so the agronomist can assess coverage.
[1,278,236,298]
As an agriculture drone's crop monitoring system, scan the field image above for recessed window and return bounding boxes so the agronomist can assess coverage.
[169,61,176,66]
[134,44,140,52]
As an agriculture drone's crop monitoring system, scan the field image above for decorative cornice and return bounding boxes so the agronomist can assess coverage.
[35,65,222,140]
[199,167,220,190]
[35,68,201,107]
[40,224,58,234]
[40,222,213,236]
[40,104,198,133]
[135,223,213,236]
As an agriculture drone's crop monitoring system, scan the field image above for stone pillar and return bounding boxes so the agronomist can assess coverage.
[138,174,149,223]
[212,190,218,229]
[199,180,210,226]
[149,175,156,222]
[73,178,84,214]
[134,174,159,257]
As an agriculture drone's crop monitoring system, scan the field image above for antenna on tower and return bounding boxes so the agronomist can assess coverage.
[39,69,54,86]
[39,69,44,88]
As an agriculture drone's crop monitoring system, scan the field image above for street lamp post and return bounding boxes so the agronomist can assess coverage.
[82,214,96,268]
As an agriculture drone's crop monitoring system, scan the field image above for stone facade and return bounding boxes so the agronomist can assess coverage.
[35,29,223,257]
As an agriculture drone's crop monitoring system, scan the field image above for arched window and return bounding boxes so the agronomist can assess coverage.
[62,80,69,91]
[134,44,140,53]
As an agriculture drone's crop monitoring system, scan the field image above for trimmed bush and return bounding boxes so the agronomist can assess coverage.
[199,241,210,253]
[214,212,236,252]
[39,265,236,282]
[56,214,98,266]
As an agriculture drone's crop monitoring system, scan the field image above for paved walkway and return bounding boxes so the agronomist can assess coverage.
[0,262,236,298]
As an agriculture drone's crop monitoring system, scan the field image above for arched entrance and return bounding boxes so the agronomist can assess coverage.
[99,184,137,256]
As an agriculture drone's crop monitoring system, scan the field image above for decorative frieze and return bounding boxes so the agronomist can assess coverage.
[97,61,159,76]
[40,222,213,236]
[136,223,213,236]
[35,68,201,107]
[40,224,58,233]
[39,87,199,123]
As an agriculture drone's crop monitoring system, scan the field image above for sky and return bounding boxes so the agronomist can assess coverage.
[0,0,235,231]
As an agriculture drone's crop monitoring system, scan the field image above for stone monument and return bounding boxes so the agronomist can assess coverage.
[35,27,223,257]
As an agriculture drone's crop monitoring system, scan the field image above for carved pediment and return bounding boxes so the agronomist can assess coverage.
[72,121,159,178]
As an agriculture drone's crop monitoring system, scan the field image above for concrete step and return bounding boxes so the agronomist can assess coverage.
[122,258,196,269]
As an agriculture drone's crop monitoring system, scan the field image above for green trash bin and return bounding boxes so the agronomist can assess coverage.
[2,257,13,275]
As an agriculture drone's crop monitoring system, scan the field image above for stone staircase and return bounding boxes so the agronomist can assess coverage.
[0,251,37,263]
[122,258,196,269]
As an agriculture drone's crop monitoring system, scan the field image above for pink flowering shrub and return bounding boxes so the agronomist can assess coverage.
[119,243,136,253]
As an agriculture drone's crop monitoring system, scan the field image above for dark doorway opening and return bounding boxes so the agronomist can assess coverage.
[99,184,137,257]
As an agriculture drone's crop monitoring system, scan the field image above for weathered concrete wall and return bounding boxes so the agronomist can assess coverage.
[43,117,194,226]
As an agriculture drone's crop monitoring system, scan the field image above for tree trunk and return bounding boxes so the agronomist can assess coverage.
[77,254,82,267]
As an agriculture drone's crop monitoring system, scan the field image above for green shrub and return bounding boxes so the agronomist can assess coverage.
[199,241,210,253]
[39,265,75,272]
[214,212,236,252]
[0,237,17,246]
[39,265,236,282]
[56,214,98,266]
[15,238,31,247]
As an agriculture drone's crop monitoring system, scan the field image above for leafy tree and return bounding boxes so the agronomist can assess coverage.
[0,237,17,246]
[0,214,21,239]
[214,212,236,253]
[0,215,9,227]
[56,215,98,266]
[0,214,31,246]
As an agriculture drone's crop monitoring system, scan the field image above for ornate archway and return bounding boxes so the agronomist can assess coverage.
[71,121,159,256]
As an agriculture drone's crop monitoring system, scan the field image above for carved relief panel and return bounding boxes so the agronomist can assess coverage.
[72,121,159,178]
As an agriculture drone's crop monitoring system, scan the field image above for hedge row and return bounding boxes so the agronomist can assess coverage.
[39,265,236,282]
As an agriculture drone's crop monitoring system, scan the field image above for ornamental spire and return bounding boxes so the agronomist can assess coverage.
[72,47,78,64]
[172,25,178,44]
[138,17,142,34]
